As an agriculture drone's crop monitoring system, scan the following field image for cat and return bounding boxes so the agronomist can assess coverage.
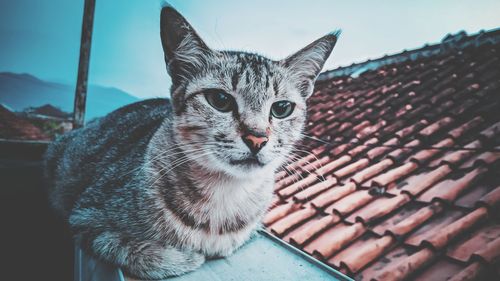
[44,4,338,280]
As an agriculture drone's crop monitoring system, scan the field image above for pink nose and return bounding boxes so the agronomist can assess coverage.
[242,134,268,154]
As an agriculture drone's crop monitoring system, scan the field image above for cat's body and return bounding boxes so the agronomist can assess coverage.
[45,4,338,280]
[45,98,273,278]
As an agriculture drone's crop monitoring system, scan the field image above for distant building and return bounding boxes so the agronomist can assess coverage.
[0,104,49,140]
[24,104,71,120]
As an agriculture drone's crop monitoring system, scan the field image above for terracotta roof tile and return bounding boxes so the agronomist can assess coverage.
[310,182,357,209]
[410,138,454,164]
[333,158,370,179]
[262,201,301,226]
[356,121,387,139]
[447,262,491,281]
[372,248,435,281]
[345,194,411,224]
[315,154,351,176]
[395,119,429,139]
[264,30,500,280]
[302,222,364,258]
[472,236,500,263]
[329,143,352,156]
[292,176,337,202]
[422,207,488,249]
[412,258,463,281]
[448,116,484,140]
[366,144,393,160]
[396,164,453,196]
[405,208,465,247]
[347,137,378,157]
[277,174,321,198]
[479,120,500,139]
[351,158,394,185]
[428,140,481,168]
[387,145,414,163]
[455,184,493,209]
[459,151,500,169]
[371,161,419,188]
[324,189,375,216]
[478,185,500,210]
[418,166,488,203]
[447,224,500,262]
[355,246,414,281]
[287,214,340,246]
[269,206,317,236]
[371,201,440,237]
[419,117,455,137]
[328,234,394,274]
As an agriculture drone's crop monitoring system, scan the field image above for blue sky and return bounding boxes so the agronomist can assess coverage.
[1,0,500,99]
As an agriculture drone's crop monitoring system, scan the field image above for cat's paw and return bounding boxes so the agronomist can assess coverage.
[124,246,205,280]
[158,248,205,277]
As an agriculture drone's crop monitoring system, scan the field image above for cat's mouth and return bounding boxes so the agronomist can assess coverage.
[229,155,265,167]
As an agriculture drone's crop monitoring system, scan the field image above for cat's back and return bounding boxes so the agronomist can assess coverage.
[44,98,172,218]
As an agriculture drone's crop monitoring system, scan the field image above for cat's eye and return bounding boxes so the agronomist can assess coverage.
[205,91,234,112]
[271,101,295,119]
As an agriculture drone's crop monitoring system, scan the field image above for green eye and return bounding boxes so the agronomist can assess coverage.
[271,100,295,119]
[205,92,234,112]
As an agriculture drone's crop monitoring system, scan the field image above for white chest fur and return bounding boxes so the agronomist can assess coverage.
[163,171,274,256]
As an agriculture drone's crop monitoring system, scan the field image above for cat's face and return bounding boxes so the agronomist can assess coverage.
[171,52,308,177]
[160,6,338,178]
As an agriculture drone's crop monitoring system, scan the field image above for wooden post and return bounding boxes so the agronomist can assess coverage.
[73,0,96,129]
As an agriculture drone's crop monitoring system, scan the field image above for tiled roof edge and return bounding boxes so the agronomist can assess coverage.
[318,27,500,81]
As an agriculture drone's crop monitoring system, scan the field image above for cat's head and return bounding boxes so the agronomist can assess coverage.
[160,5,338,178]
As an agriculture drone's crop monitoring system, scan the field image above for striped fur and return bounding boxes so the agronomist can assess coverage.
[44,5,338,280]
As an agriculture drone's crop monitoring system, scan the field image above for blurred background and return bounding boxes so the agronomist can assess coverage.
[1,0,500,133]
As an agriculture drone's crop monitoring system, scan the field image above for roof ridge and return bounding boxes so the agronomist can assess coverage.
[318,27,500,80]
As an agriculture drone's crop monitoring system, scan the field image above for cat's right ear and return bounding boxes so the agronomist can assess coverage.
[280,31,340,99]
[160,4,211,84]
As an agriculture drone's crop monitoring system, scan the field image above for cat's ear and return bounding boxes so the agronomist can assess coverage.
[281,31,340,99]
[160,4,212,84]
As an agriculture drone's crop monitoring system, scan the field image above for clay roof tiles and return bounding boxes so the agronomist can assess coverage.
[263,29,500,280]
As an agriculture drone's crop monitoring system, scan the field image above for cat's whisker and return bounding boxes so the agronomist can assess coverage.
[289,145,326,179]
[280,144,326,182]
[150,151,215,188]
[281,152,306,185]
[120,142,223,191]
[119,141,220,179]
[280,152,305,181]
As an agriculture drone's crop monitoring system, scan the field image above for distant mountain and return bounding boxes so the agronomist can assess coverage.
[0,72,139,121]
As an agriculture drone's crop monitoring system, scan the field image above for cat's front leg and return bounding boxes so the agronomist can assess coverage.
[78,230,205,280]
[122,243,206,280]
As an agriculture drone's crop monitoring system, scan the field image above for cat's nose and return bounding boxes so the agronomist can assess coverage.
[242,133,268,154]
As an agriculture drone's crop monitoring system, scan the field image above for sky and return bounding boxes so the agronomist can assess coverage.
[1,0,500,99]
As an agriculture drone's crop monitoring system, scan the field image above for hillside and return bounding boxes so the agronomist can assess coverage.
[0,72,139,121]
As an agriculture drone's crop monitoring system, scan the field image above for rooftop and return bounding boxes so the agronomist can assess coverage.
[0,104,49,140]
[264,28,500,280]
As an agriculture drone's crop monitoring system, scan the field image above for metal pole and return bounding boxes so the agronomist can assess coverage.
[73,0,96,129]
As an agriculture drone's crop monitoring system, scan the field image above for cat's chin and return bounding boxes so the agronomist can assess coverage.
[206,159,271,179]
[228,155,265,167]
[197,153,281,179]
[224,165,270,179]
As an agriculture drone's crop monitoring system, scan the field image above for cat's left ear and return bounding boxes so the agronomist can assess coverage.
[160,4,212,85]
[281,31,340,99]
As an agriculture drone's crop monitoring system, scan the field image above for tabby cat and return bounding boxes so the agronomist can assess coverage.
[44,4,338,280]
